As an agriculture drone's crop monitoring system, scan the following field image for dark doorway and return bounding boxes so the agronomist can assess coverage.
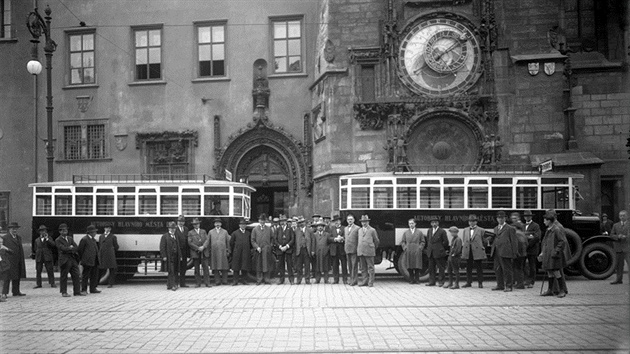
[251,186,289,219]
[601,177,623,220]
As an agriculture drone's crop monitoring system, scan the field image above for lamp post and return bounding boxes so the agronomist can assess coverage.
[26,5,57,182]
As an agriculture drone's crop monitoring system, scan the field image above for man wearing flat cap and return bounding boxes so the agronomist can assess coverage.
[175,215,190,288]
[188,217,210,287]
[425,216,449,287]
[444,226,462,289]
[160,222,182,291]
[1,222,27,297]
[33,225,56,289]
[487,210,519,292]
[55,223,82,297]
[78,225,101,294]
[357,215,379,287]
[230,218,251,285]
[522,210,541,288]
[461,214,486,288]
[209,218,230,285]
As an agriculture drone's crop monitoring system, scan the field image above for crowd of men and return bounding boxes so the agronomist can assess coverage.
[0,209,627,302]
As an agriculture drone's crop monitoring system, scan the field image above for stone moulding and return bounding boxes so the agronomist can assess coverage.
[348,46,382,65]
[135,130,199,149]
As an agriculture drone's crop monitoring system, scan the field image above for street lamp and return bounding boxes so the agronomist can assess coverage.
[26,5,57,182]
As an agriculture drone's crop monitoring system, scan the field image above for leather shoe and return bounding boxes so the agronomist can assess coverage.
[50,284,57,288]
[107,285,113,288]
[12,292,26,296]
[425,283,436,287]
[76,292,87,296]
[504,288,513,292]
[461,283,472,288]
[180,284,189,288]
[478,283,483,288]
[33,285,42,289]
[491,287,504,291]
[62,293,71,297]
[90,289,101,294]
[610,280,623,285]
[358,283,367,287]
[515,285,525,289]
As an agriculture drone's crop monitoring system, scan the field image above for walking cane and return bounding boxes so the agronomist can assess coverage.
[539,270,545,295]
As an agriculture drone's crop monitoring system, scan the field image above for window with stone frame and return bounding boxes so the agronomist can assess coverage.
[271,17,303,73]
[59,119,109,161]
[134,26,162,80]
[0,0,11,39]
[136,131,198,178]
[197,22,226,77]
[68,32,95,84]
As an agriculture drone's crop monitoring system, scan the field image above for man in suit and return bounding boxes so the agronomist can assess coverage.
[188,217,210,287]
[312,220,330,284]
[2,222,26,297]
[55,223,83,297]
[610,210,629,284]
[357,215,379,287]
[274,215,295,285]
[252,213,273,285]
[523,210,541,288]
[425,217,449,287]
[328,215,347,284]
[487,210,519,292]
[160,222,182,291]
[444,226,463,289]
[33,225,56,289]
[345,214,360,286]
[78,225,101,294]
[209,218,230,285]
[229,218,251,285]
[98,223,119,288]
[461,214,486,288]
[511,212,528,289]
[175,215,190,288]
[294,217,313,285]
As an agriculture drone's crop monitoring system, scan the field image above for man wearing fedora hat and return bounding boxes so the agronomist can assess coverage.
[293,216,314,285]
[55,223,82,297]
[188,217,210,287]
[312,220,331,284]
[98,223,119,288]
[488,210,519,292]
[230,218,251,285]
[357,215,379,287]
[328,215,348,284]
[274,214,295,285]
[425,216,449,287]
[522,210,541,288]
[345,214,360,286]
[78,225,101,294]
[160,222,182,290]
[401,218,425,284]
[461,214,486,288]
[33,225,56,289]
[209,218,231,285]
[0,236,13,302]
[2,222,27,297]
[175,215,190,288]
[252,213,273,285]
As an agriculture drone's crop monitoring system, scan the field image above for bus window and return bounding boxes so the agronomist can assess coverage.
[55,195,73,215]
[182,195,201,215]
[76,195,93,215]
[233,196,243,216]
[419,187,440,208]
[36,195,52,215]
[96,195,114,215]
[118,195,136,215]
[373,186,393,208]
[396,186,417,208]
[492,187,512,208]
[468,186,488,208]
[542,186,569,209]
[351,187,369,209]
[205,196,228,215]
[516,186,537,209]
[445,186,464,208]
[340,188,348,209]
[139,195,157,215]
[160,195,179,215]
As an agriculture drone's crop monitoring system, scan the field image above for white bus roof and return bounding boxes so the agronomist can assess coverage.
[340,171,584,179]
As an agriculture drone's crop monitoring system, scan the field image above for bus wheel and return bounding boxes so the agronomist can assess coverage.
[564,229,583,266]
[578,243,616,280]
[395,251,410,282]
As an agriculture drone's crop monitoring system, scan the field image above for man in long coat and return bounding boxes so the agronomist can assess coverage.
[78,225,101,294]
[345,214,360,286]
[523,210,541,288]
[425,217,449,287]
[312,221,330,284]
[274,215,295,285]
[230,218,251,285]
[293,217,314,285]
[160,222,181,291]
[188,218,210,287]
[175,215,190,288]
[461,214,486,288]
[357,215,379,287]
[0,236,13,302]
[539,211,568,297]
[488,210,519,292]
[33,225,56,289]
[209,218,230,285]
[55,223,82,297]
[610,210,629,285]
[401,218,425,284]
[252,214,273,285]
[328,215,347,284]
[2,222,26,297]
[98,223,119,288]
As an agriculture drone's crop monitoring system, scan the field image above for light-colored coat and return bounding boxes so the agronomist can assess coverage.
[461,226,486,260]
[209,227,230,270]
[344,224,360,254]
[188,228,210,259]
[357,225,379,257]
[401,228,425,269]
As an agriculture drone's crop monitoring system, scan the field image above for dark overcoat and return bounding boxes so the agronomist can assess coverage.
[540,223,567,271]
[229,228,251,272]
[56,236,79,267]
[328,226,345,257]
[251,225,274,272]
[293,226,314,257]
[401,228,425,269]
[1,233,26,279]
[524,221,542,256]
[160,232,182,264]
[98,233,119,269]
[175,225,189,259]
[313,230,330,272]
[78,235,99,267]
[425,227,449,258]
[34,236,56,263]
[490,224,519,259]
[274,226,295,255]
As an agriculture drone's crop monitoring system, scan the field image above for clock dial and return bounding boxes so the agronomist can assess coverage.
[398,17,482,97]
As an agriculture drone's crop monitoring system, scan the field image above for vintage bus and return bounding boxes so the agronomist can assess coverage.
[339,171,613,281]
[30,174,254,281]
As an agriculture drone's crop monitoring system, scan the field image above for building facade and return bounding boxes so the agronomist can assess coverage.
[0,0,628,237]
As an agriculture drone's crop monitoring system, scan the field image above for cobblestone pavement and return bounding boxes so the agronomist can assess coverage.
[1,261,628,353]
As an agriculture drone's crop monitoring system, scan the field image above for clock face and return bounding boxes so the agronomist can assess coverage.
[398,17,482,97]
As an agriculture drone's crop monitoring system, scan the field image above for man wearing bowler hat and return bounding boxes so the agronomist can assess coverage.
[175,215,190,288]
[1,222,26,297]
[523,210,541,288]
[78,225,101,294]
[487,210,519,292]
[98,222,119,288]
[461,214,486,288]
[425,216,449,287]
[357,215,379,287]
[160,222,182,290]
[209,218,230,285]
[55,223,83,297]
[33,225,57,289]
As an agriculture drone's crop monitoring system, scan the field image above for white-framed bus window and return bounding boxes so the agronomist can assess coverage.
[444,178,465,209]
[160,186,179,215]
[350,187,369,209]
[542,186,569,209]
[138,188,157,215]
[233,195,243,216]
[373,180,393,209]
[340,187,348,210]
[35,187,53,216]
[204,195,229,215]
[117,186,136,215]
[467,179,488,209]
[75,187,94,215]
[55,195,73,215]
[396,178,417,209]
[182,188,201,215]
[516,179,538,209]
[419,179,441,209]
